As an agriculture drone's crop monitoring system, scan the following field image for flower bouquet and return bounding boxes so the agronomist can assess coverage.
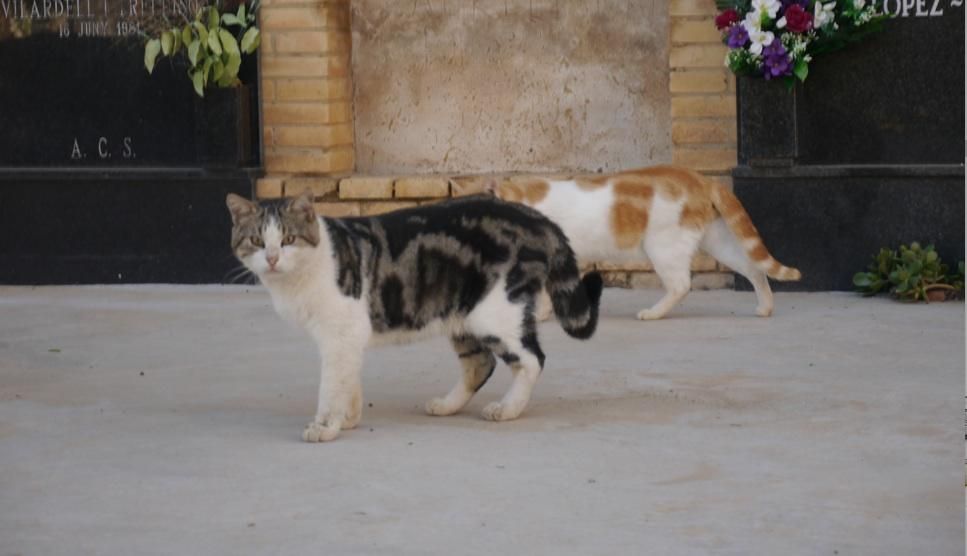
[715,0,888,85]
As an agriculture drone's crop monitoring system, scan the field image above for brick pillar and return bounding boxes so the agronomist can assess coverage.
[257,0,353,199]
[668,0,737,179]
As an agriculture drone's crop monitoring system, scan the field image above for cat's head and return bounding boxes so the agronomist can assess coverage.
[225,191,320,278]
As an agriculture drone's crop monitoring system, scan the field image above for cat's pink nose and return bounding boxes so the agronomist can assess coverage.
[266,253,279,268]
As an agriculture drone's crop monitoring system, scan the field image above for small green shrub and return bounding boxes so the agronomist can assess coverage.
[853,242,964,302]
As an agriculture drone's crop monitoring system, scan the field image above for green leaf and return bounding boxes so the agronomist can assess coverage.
[240,27,260,54]
[208,30,223,56]
[237,3,246,23]
[188,39,201,67]
[144,38,161,74]
[793,59,808,82]
[202,57,214,86]
[182,24,193,47]
[192,69,205,97]
[218,28,240,55]
[170,28,182,54]
[193,21,208,45]
[220,52,242,86]
[208,6,220,30]
[212,59,225,82]
[853,272,872,288]
[221,13,240,27]
[160,31,174,56]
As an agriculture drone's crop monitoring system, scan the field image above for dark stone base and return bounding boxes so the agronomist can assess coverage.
[0,170,257,284]
[733,165,965,291]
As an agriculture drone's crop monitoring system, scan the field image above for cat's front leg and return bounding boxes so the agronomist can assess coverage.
[303,328,367,443]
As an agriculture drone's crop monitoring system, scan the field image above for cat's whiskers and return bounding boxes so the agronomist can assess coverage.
[224,263,257,285]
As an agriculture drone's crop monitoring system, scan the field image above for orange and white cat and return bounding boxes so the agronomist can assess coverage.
[488,165,801,320]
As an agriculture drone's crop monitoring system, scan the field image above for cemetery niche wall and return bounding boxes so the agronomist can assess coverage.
[0,0,261,284]
[732,3,965,291]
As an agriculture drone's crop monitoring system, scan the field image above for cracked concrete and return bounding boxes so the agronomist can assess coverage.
[0,286,962,554]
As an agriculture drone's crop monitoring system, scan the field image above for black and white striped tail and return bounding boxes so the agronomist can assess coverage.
[547,262,603,340]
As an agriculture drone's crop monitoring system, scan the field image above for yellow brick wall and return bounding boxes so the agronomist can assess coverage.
[669,0,737,178]
[260,0,353,175]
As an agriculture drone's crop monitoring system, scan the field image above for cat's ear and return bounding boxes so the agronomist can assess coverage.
[226,193,257,224]
[288,189,316,222]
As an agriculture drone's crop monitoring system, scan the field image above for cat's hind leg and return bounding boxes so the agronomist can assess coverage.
[478,330,545,422]
[637,228,703,320]
[425,335,497,416]
[700,218,774,317]
[465,290,545,422]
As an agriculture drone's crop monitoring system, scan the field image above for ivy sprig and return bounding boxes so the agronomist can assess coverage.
[144,2,261,97]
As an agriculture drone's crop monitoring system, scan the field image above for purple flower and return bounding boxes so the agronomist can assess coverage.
[727,25,750,48]
[761,38,792,79]
[763,52,793,79]
[761,40,788,58]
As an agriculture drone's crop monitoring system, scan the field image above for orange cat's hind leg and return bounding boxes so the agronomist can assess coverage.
[700,219,774,317]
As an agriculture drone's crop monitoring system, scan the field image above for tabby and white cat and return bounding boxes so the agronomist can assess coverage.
[489,165,800,320]
[227,192,602,442]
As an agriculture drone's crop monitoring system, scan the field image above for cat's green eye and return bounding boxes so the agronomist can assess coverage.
[250,236,264,248]
[282,235,296,246]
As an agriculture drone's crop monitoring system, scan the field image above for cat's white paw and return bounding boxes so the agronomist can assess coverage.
[302,419,341,442]
[425,397,460,416]
[756,305,773,317]
[481,402,520,422]
[636,308,664,321]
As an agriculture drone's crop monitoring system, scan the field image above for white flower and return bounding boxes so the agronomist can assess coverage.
[742,11,763,33]
[751,0,782,18]
[747,29,775,55]
[853,0,866,8]
[814,1,837,29]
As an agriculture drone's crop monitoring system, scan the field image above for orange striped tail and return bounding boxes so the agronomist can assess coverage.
[710,183,802,282]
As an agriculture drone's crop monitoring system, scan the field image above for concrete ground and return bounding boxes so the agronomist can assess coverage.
[0,285,963,555]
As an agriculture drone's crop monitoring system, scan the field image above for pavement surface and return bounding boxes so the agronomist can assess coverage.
[0,285,963,555]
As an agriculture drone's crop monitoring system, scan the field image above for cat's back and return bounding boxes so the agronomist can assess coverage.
[493,166,720,258]
[368,195,552,236]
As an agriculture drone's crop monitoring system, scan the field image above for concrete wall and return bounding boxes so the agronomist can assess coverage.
[351,0,672,174]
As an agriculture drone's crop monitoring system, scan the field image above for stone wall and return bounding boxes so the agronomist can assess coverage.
[350,0,671,175]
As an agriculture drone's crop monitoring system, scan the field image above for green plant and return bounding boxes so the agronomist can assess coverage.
[853,242,964,302]
[144,1,261,97]
[953,261,965,291]
[852,247,895,296]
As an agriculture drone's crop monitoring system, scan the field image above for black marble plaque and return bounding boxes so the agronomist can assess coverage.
[0,170,256,284]
[734,167,965,291]
[0,2,262,283]
[738,5,965,166]
[733,4,965,291]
